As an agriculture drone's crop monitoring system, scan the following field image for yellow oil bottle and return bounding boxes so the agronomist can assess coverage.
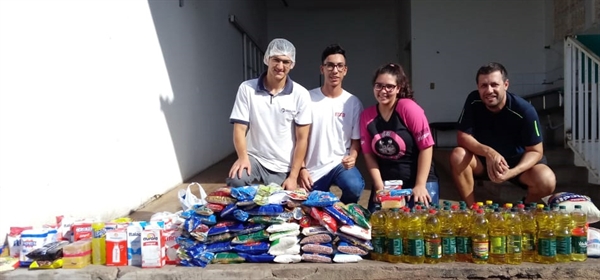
[424,209,442,263]
[370,206,387,261]
[536,207,557,264]
[488,208,507,264]
[455,204,472,262]
[439,206,456,262]
[520,205,537,262]
[571,205,588,262]
[386,208,403,263]
[555,205,573,263]
[506,208,522,264]
[404,208,425,264]
[471,209,489,264]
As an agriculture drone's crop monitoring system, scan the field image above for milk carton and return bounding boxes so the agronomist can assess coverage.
[126,223,144,266]
[105,229,127,266]
[141,227,165,268]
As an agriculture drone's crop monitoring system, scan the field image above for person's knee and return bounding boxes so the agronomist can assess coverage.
[449,147,472,170]
[340,177,365,200]
[226,176,246,187]
[526,166,556,195]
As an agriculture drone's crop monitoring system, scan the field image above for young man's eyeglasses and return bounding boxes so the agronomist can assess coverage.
[374,83,397,91]
[323,63,346,71]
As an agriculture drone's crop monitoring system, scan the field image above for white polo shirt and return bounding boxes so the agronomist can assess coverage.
[229,73,312,173]
[305,88,363,181]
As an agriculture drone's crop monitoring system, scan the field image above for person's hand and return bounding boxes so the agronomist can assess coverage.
[298,168,313,191]
[371,183,384,203]
[341,155,356,170]
[229,157,251,179]
[494,168,517,183]
[282,177,298,191]
[411,185,432,207]
[485,151,508,183]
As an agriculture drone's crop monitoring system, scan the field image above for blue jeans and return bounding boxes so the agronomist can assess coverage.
[311,164,365,205]
[367,181,440,213]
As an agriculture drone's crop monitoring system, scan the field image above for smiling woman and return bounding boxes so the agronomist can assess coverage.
[359,63,439,212]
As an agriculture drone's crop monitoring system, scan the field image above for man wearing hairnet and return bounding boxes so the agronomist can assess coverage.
[227,38,312,190]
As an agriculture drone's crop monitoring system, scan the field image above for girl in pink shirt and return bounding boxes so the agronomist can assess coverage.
[359,63,439,212]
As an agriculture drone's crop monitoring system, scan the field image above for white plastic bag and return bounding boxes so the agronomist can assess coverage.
[542,192,600,223]
[178,182,207,211]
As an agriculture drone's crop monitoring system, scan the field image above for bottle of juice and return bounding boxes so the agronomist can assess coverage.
[488,208,507,264]
[555,205,573,263]
[471,209,489,264]
[404,208,425,264]
[455,204,472,262]
[536,207,557,264]
[386,208,403,263]
[571,204,588,261]
[439,206,456,262]
[520,206,537,262]
[424,209,442,264]
[370,205,387,261]
[506,208,522,264]
[91,221,106,265]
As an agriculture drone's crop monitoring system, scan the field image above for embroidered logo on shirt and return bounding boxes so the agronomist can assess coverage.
[335,112,345,117]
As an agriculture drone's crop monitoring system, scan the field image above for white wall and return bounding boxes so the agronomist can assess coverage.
[268,1,403,107]
[411,0,547,125]
[0,0,266,241]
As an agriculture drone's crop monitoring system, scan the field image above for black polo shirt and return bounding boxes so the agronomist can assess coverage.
[457,90,543,163]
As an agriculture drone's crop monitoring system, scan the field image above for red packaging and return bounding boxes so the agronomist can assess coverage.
[71,223,93,241]
[105,229,127,266]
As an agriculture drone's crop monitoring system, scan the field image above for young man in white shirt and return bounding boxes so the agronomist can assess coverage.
[227,38,312,190]
[299,44,365,204]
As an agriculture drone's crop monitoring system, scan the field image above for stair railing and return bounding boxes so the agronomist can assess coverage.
[564,35,600,179]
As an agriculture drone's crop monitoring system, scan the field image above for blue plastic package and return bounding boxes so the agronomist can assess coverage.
[237,253,275,263]
[390,189,412,197]
[221,203,238,218]
[191,251,215,268]
[231,185,258,201]
[236,223,266,235]
[207,221,241,236]
[205,241,233,253]
[245,204,284,216]
[234,209,249,222]
[324,205,355,226]
[233,241,270,255]
[198,214,217,226]
[303,191,340,207]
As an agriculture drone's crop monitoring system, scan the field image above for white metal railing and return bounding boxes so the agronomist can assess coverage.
[564,36,600,180]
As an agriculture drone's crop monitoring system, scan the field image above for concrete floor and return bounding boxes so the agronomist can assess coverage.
[129,146,600,223]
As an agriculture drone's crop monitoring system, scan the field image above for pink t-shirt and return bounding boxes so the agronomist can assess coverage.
[359,98,435,183]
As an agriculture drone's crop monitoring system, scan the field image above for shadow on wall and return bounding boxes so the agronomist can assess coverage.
[147,0,246,183]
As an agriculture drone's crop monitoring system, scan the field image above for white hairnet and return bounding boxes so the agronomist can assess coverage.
[263,38,296,67]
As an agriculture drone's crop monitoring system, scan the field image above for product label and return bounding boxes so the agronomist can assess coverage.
[442,236,456,255]
[372,236,385,254]
[456,236,470,254]
[407,238,424,257]
[572,235,587,254]
[425,238,441,259]
[537,238,557,257]
[472,241,489,260]
[522,232,535,252]
[490,236,506,254]
[387,238,402,256]
[507,235,522,254]
[556,236,572,255]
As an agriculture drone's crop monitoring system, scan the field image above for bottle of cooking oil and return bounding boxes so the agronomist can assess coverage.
[386,208,403,263]
[471,208,489,264]
[370,205,387,261]
[400,207,410,262]
[571,204,588,261]
[439,206,456,262]
[404,208,425,264]
[424,209,442,263]
[488,208,507,264]
[506,208,522,264]
[455,204,472,262]
[536,206,557,264]
[520,206,537,262]
[555,205,573,263]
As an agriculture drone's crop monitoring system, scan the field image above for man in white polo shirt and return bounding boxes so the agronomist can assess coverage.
[227,38,312,190]
[299,44,365,204]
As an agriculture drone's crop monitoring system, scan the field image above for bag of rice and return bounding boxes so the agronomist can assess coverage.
[542,192,600,223]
